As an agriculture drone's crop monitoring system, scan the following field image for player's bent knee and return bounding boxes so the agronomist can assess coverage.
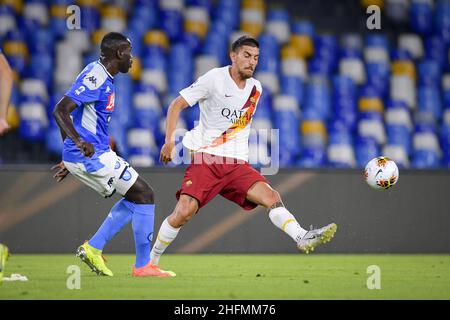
[265,190,282,208]
[140,184,155,204]
[177,205,196,222]
[175,199,197,224]
[125,178,155,204]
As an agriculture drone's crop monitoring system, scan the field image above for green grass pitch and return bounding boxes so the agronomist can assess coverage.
[1,254,449,299]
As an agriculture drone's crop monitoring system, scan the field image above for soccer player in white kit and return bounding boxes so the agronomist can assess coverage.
[150,36,337,273]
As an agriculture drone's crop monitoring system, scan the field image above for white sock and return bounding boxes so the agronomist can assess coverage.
[150,218,180,265]
[269,207,307,243]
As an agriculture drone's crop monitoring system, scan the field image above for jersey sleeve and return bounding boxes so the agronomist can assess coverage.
[65,69,105,106]
[256,81,263,97]
[179,69,216,107]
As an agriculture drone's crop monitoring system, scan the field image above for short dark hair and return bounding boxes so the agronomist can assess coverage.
[231,35,259,52]
[100,32,130,57]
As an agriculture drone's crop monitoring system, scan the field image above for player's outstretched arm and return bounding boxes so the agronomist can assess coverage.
[52,96,94,157]
[160,95,190,164]
[0,53,14,136]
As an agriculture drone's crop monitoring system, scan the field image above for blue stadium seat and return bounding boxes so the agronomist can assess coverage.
[412,122,442,168]
[129,0,159,35]
[443,90,450,106]
[170,42,193,72]
[187,0,213,10]
[273,95,301,166]
[109,115,129,158]
[355,136,380,168]
[80,5,100,34]
[415,111,439,132]
[141,44,168,93]
[358,111,386,146]
[20,0,49,33]
[25,56,53,87]
[298,145,326,168]
[266,8,290,43]
[328,120,353,145]
[27,27,54,55]
[208,20,232,38]
[183,104,201,130]
[257,33,280,73]
[365,34,389,50]
[391,48,413,61]
[114,74,134,125]
[127,128,159,167]
[124,28,143,57]
[132,84,161,133]
[434,0,450,43]
[418,85,442,120]
[418,59,441,86]
[425,35,446,67]
[309,34,337,76]
[168,43,193,96]
[18,95,48,142]
[412,149,441,168]
[410,0,433,35]
[46,121,64,155]
[203,32,228,66]
[254,87,273,120]
[327,121,355,167]
[142,45,167,69]
[0,5,16,39]
[386,123,412,155]
[332,75,357,130]
[280,75,304,106]
[49,2,69,39]
[181,31,202,55]
[3,30,28,77]
[340,33,363,51]
[365,62,389,97]
[333,75,356,97]
[159,6,184,42]
[291,21,315,38]
[308,57,330,76]
[303,76,331,120]
[359,84,383,111]
[439,118,450,166]
[339,47,366,85]
[213,9,239,33]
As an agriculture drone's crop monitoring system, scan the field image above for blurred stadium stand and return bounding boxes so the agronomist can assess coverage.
[1,0,450,169]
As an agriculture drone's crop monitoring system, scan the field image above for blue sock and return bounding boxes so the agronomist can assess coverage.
[88,199,133,251]
[131,204,155,268]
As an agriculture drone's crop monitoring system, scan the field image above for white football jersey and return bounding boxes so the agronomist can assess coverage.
[179,66,262,161]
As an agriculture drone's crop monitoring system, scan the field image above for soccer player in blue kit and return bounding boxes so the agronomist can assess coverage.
[51,32,174,277]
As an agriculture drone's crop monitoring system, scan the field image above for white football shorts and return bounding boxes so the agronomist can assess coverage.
[64,150,138,197]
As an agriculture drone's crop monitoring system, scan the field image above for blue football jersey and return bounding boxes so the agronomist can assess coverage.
[63,60,116,163]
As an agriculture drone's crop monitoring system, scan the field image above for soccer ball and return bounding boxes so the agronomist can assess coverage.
[364,156,399,190]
